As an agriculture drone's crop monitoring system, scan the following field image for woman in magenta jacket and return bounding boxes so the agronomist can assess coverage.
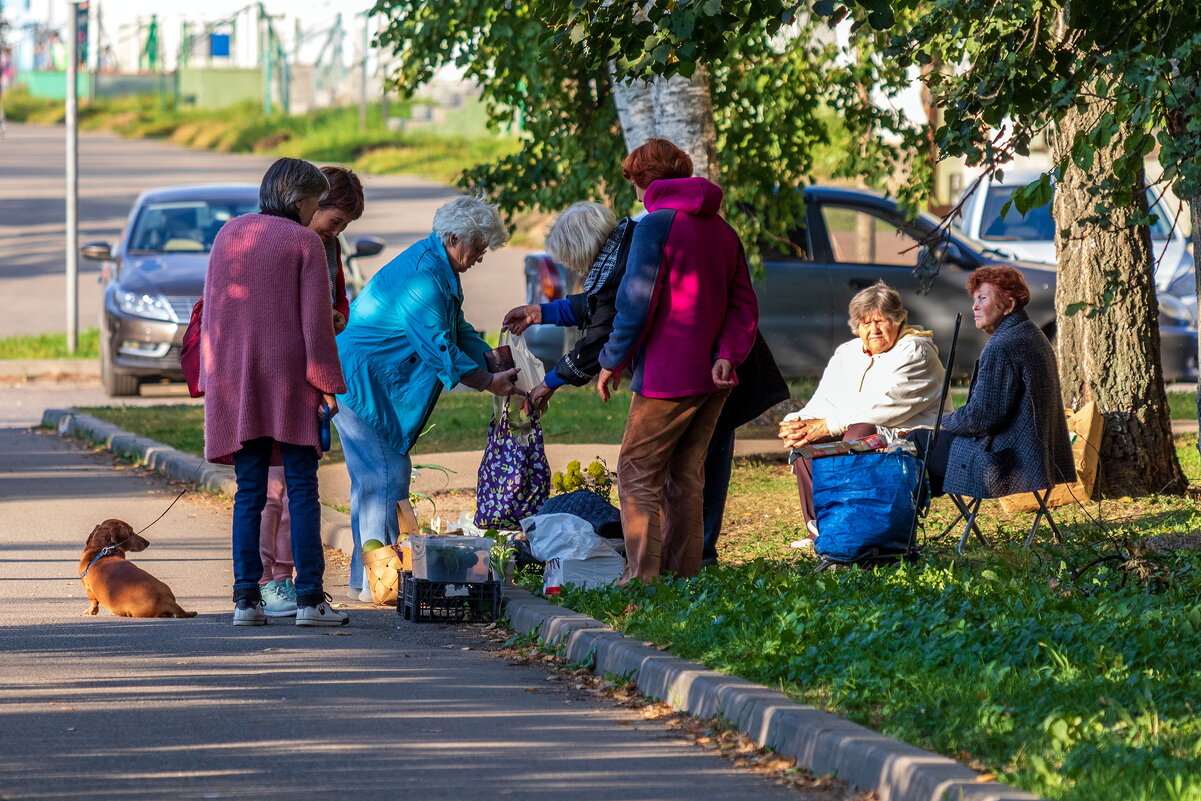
[597,138,759,583]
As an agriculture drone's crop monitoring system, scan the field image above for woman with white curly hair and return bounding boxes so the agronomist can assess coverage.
[502,201,637,413]
[334,195,522,600]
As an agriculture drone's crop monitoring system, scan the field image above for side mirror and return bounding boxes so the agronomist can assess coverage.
[353,236,386,259]
[80,241,113,261]
[926,240,969,267]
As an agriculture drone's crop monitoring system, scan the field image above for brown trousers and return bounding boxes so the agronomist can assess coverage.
[618,390,730,584]
[793,423,878,524]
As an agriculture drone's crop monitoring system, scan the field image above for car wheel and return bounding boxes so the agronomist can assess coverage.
[100,340,140,397]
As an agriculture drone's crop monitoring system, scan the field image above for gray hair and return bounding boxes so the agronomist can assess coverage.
[259,158,329,222]
[544,202,617,274]
[847,280,908,332]
[432,195,509,250]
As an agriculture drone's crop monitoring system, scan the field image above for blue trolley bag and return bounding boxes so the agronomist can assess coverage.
[812,451,923,564]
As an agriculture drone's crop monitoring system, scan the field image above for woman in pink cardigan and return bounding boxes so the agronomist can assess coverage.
[201,157,348,627]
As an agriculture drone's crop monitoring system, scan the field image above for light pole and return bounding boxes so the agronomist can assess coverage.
[65,0,80,354]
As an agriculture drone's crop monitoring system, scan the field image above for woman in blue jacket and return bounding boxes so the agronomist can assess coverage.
[335,196,522,601]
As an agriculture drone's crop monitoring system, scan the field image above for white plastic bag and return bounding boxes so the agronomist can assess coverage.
[521,512,625,589]
[444,510,489,536]
[493,330,547,443]
[499,330,545,395]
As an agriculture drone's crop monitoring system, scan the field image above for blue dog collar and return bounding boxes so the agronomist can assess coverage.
[80,545,120,579]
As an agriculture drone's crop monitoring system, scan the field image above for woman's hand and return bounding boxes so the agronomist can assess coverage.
[332,310,347,334]
[712,358,736,389]
[778,418,828,449]
[321,393,340,418]
[778,419,807,448]
[522,381,556,415]
[803,418,830,443]
[486,368,522,397]
[597,368,621,402]
[502,304,541,335]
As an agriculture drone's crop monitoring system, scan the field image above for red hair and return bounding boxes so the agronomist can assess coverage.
[967,266,1030,309]
[621,138,693,189]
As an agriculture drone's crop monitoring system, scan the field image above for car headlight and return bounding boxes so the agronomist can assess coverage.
[1158,293,1196,326]
[116,290,174,322]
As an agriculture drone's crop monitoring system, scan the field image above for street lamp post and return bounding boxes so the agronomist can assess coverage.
[65,0,80,355]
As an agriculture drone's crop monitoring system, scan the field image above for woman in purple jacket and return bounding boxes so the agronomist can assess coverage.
[597,138,759,583]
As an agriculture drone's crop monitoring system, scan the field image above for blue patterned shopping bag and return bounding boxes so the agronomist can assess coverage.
[474,401,551,529]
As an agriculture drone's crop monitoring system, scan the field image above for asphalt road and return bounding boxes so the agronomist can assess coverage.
[0,122,530,339]
[0,421,818,801]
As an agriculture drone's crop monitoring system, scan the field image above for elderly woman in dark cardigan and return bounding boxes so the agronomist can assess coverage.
[938,266,1075,498]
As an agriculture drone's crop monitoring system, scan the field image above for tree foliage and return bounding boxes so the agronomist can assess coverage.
[371,0,927,264]
[375,1,635,221]
[886,0,1201,226]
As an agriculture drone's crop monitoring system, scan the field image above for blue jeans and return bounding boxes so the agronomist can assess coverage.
[333,404,412,591]
[232,438,324,605]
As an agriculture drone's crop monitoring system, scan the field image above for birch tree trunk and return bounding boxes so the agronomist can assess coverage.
[1052,90,1186,497]
[609,66,720,180]
[651,68,719,180]
[611,77,657,152]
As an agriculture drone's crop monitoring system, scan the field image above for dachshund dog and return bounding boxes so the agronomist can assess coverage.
[79,519,197,618]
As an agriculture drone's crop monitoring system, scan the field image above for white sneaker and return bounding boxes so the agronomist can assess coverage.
[358,587,375,603]
[261,580,297,618]
[790,521,818,550]
[296,599,349,627]
[232,600,267,626]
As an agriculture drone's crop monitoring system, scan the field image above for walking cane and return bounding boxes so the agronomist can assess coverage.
[906,313,962,552]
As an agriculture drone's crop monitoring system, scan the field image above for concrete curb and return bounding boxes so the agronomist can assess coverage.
[43,406,1045,801]
[502,588,1045,801]
[1,359,100,381]
[41,408,354,553]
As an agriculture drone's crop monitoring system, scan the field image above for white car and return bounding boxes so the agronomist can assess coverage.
[956,169,1194,299]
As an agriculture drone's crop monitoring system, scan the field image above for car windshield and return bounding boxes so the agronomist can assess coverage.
[128,199,259,254]
[979,184,1172,242]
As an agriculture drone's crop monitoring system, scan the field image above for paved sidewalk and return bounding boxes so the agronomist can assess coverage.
[0,424,820,801]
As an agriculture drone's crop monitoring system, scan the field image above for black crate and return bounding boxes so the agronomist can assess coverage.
[400,572,501,623]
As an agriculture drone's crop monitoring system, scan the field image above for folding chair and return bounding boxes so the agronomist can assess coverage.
[922,315,1067,554]
[939,486,1064,554]
[936,494,989,555]
[913,313,992,556]
[1022,487,1066,547]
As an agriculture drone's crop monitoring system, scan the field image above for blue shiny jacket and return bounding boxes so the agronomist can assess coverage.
[337,232,489,454]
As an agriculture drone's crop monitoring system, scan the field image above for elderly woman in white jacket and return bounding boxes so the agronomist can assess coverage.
[779,281,945,546]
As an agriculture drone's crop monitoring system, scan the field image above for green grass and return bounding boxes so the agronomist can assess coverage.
[0,328,100,359]
[552,546,1201,800]
[7,89,518,185]
[415,388,633,453]
[544,444,1201,801]
[78,386,634,460]
[77,388,1201,465]
[1168,392,1197,422]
